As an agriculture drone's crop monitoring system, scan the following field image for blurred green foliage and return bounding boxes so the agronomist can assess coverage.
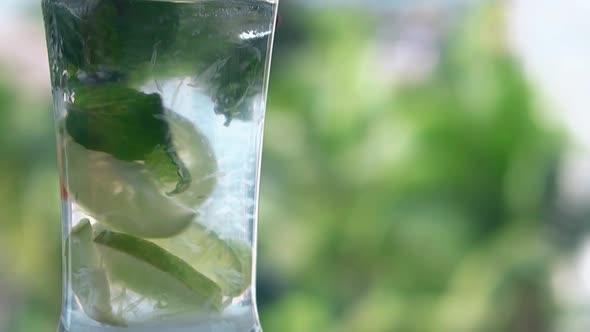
[0,2,569,332]
[0,82,61,331]
[259,3,562,332]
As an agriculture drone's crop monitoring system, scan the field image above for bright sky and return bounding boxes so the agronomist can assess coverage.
[509,0,590,147]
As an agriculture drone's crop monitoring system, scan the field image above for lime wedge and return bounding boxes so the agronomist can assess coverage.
[94,230,223,310]
[227,239,253,296]
[65,137,196,238]
[153,224,252,298]
[64,110,218,239]
[159,111,218,209]
[68,219,125,326]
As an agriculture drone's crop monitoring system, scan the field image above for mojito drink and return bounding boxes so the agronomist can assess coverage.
[42,0,278,331]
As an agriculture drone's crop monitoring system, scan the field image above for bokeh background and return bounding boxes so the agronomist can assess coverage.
[2,0,590,331]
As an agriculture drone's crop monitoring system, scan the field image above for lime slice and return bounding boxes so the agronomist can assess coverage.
[227,239,253,296]
[64,110,218,239]
[65,137,196,238]
[153,224,252,297]
[94,230,223,310]
[160,111,218,209]
[68,219,125,326]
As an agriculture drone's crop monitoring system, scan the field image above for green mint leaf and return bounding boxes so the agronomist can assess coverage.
[43,0,179,73]
[145,145,192,195]
[65,84,190,193]
[66,84,166,161]
[110,0,180,68]
[205,45,264,126]
[44,0,273,126]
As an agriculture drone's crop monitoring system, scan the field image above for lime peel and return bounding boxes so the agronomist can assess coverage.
[154,224,252,297]
[94,230,223,310]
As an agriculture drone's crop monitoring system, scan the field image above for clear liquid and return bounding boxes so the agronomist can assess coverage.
[42,0,277,331]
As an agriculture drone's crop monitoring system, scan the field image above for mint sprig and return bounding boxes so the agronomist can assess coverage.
[44,0,272,125]
[66,84,190,193]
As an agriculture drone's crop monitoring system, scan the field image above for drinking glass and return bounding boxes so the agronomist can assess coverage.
[41,1,279,331]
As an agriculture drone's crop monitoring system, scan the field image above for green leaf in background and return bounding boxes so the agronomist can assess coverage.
[65,84,190,193]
